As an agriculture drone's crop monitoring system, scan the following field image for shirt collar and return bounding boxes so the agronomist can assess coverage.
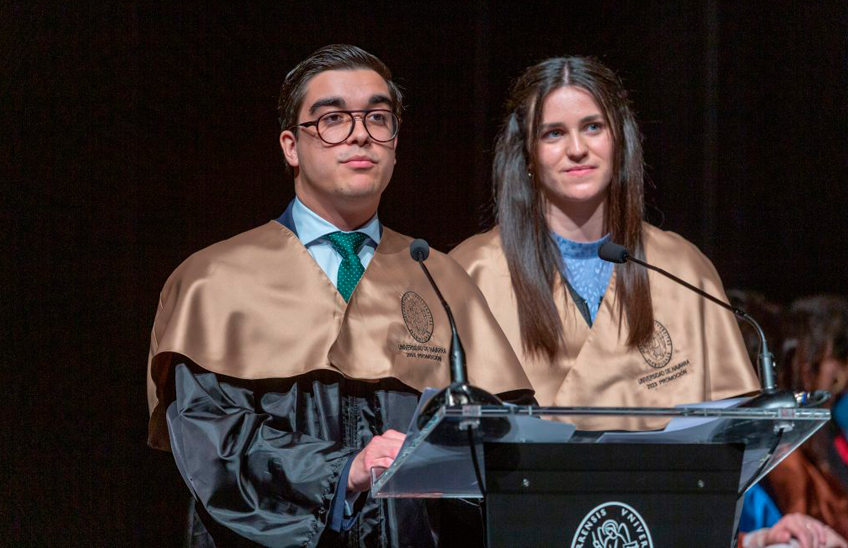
[551,232,610,259]
[292,196,382,246]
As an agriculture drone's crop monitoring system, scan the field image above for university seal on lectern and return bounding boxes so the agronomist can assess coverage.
[570,502,653,548]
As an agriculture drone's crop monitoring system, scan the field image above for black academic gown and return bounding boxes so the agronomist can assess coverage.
[169,364,492,548]
[153,205,534,547]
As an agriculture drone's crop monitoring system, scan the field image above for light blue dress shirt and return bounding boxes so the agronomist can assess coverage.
[291,196,382,287]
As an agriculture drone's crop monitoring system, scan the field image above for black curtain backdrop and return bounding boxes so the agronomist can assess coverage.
[4,1,847,545]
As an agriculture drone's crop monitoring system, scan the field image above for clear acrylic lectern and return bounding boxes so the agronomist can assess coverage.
[372,404,830,548]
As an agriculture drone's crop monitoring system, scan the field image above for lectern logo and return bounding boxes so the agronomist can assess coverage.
[401,291,434,343]
[638,320,673,369]
[570,502,653,548]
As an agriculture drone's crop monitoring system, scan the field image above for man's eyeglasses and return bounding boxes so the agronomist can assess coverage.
[290,109,399,145]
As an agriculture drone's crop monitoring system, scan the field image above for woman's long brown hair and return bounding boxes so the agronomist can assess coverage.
[493,56,653,360]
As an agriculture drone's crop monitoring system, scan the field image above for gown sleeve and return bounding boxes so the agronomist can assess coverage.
[167,362,357,548]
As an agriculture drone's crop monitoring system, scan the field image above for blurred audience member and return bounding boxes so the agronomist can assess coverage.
[729,291,848,546]
[768,295,848,539]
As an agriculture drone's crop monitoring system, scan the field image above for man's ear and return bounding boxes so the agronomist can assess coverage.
[280,131,299,167]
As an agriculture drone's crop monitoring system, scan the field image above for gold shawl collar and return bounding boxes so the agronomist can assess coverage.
[450,224,759,431]
[148,221,531,449]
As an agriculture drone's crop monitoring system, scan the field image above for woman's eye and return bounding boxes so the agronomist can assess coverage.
[543,129,564,139]
[586,122,603,133]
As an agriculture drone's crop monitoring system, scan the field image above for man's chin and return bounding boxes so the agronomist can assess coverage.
[336,178,390,200]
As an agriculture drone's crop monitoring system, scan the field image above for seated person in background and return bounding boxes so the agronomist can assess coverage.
[767,295,848,540]
[450,55,759,431]
[728,290,847,548]
[146,44,533,548]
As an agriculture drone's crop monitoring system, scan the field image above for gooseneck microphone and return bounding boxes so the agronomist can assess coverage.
[410,239,467,385]
[598,241,814,408]
[409,239,502,428]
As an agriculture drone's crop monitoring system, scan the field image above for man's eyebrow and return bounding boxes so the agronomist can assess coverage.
[309,97,346,115]
[308,94,392,116]
[368,94,392,107]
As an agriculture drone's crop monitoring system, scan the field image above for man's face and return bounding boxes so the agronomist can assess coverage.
[280,69,397,224]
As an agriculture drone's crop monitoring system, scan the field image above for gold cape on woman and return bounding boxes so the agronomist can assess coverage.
[450,224,760,430]
[147,220,532,450]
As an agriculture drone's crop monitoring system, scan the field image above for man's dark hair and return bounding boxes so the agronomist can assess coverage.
[277,44,403,133]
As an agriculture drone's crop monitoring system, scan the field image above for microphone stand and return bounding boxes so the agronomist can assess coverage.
[600,242,822,408]
[409,240,503,430]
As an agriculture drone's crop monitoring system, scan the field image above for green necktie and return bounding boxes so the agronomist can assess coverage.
[325,231,369,302]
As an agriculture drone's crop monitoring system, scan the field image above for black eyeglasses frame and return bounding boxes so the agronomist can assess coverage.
[288,109,400,145]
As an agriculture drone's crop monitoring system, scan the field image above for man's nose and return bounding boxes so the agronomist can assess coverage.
[345,115,371,145]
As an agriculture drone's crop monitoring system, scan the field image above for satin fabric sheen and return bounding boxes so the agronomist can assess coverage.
[148,220,532,450]
[168,365,462,548]
[450,224,760,430]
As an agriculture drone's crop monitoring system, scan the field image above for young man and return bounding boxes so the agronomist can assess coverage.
[146,44,533,548]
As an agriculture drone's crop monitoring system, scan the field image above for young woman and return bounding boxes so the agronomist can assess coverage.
[450,56,760,430]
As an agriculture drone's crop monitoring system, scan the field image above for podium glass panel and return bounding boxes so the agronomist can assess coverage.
[372,404,830,499]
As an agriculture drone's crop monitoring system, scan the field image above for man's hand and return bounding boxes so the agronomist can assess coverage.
[347,429,405,492]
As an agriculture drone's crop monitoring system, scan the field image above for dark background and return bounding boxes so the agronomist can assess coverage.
[4,0,847,545]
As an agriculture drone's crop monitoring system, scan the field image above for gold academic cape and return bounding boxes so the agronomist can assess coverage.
[147,221,532,450]
[450,224,759,430]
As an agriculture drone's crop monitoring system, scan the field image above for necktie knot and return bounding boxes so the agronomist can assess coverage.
[325,231,369,302]
[325,231,368,258]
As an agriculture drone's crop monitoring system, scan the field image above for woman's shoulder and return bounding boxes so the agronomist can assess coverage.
[642,222,720,278]
[449,227,503,268]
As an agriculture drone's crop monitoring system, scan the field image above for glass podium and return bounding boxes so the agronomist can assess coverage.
[372,404,830,547]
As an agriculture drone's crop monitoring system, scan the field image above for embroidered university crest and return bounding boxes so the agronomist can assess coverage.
[570,502,654,548]
[401,291,434,343]
[638,320,673,369]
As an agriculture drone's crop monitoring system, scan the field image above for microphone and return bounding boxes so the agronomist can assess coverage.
[598,241,816,408]
[598,241,630,264]
[409,239,502,428]
[410,238,429,262]
[409,238,467,385]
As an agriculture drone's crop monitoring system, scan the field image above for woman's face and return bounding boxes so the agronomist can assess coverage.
[534,85,614,211]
